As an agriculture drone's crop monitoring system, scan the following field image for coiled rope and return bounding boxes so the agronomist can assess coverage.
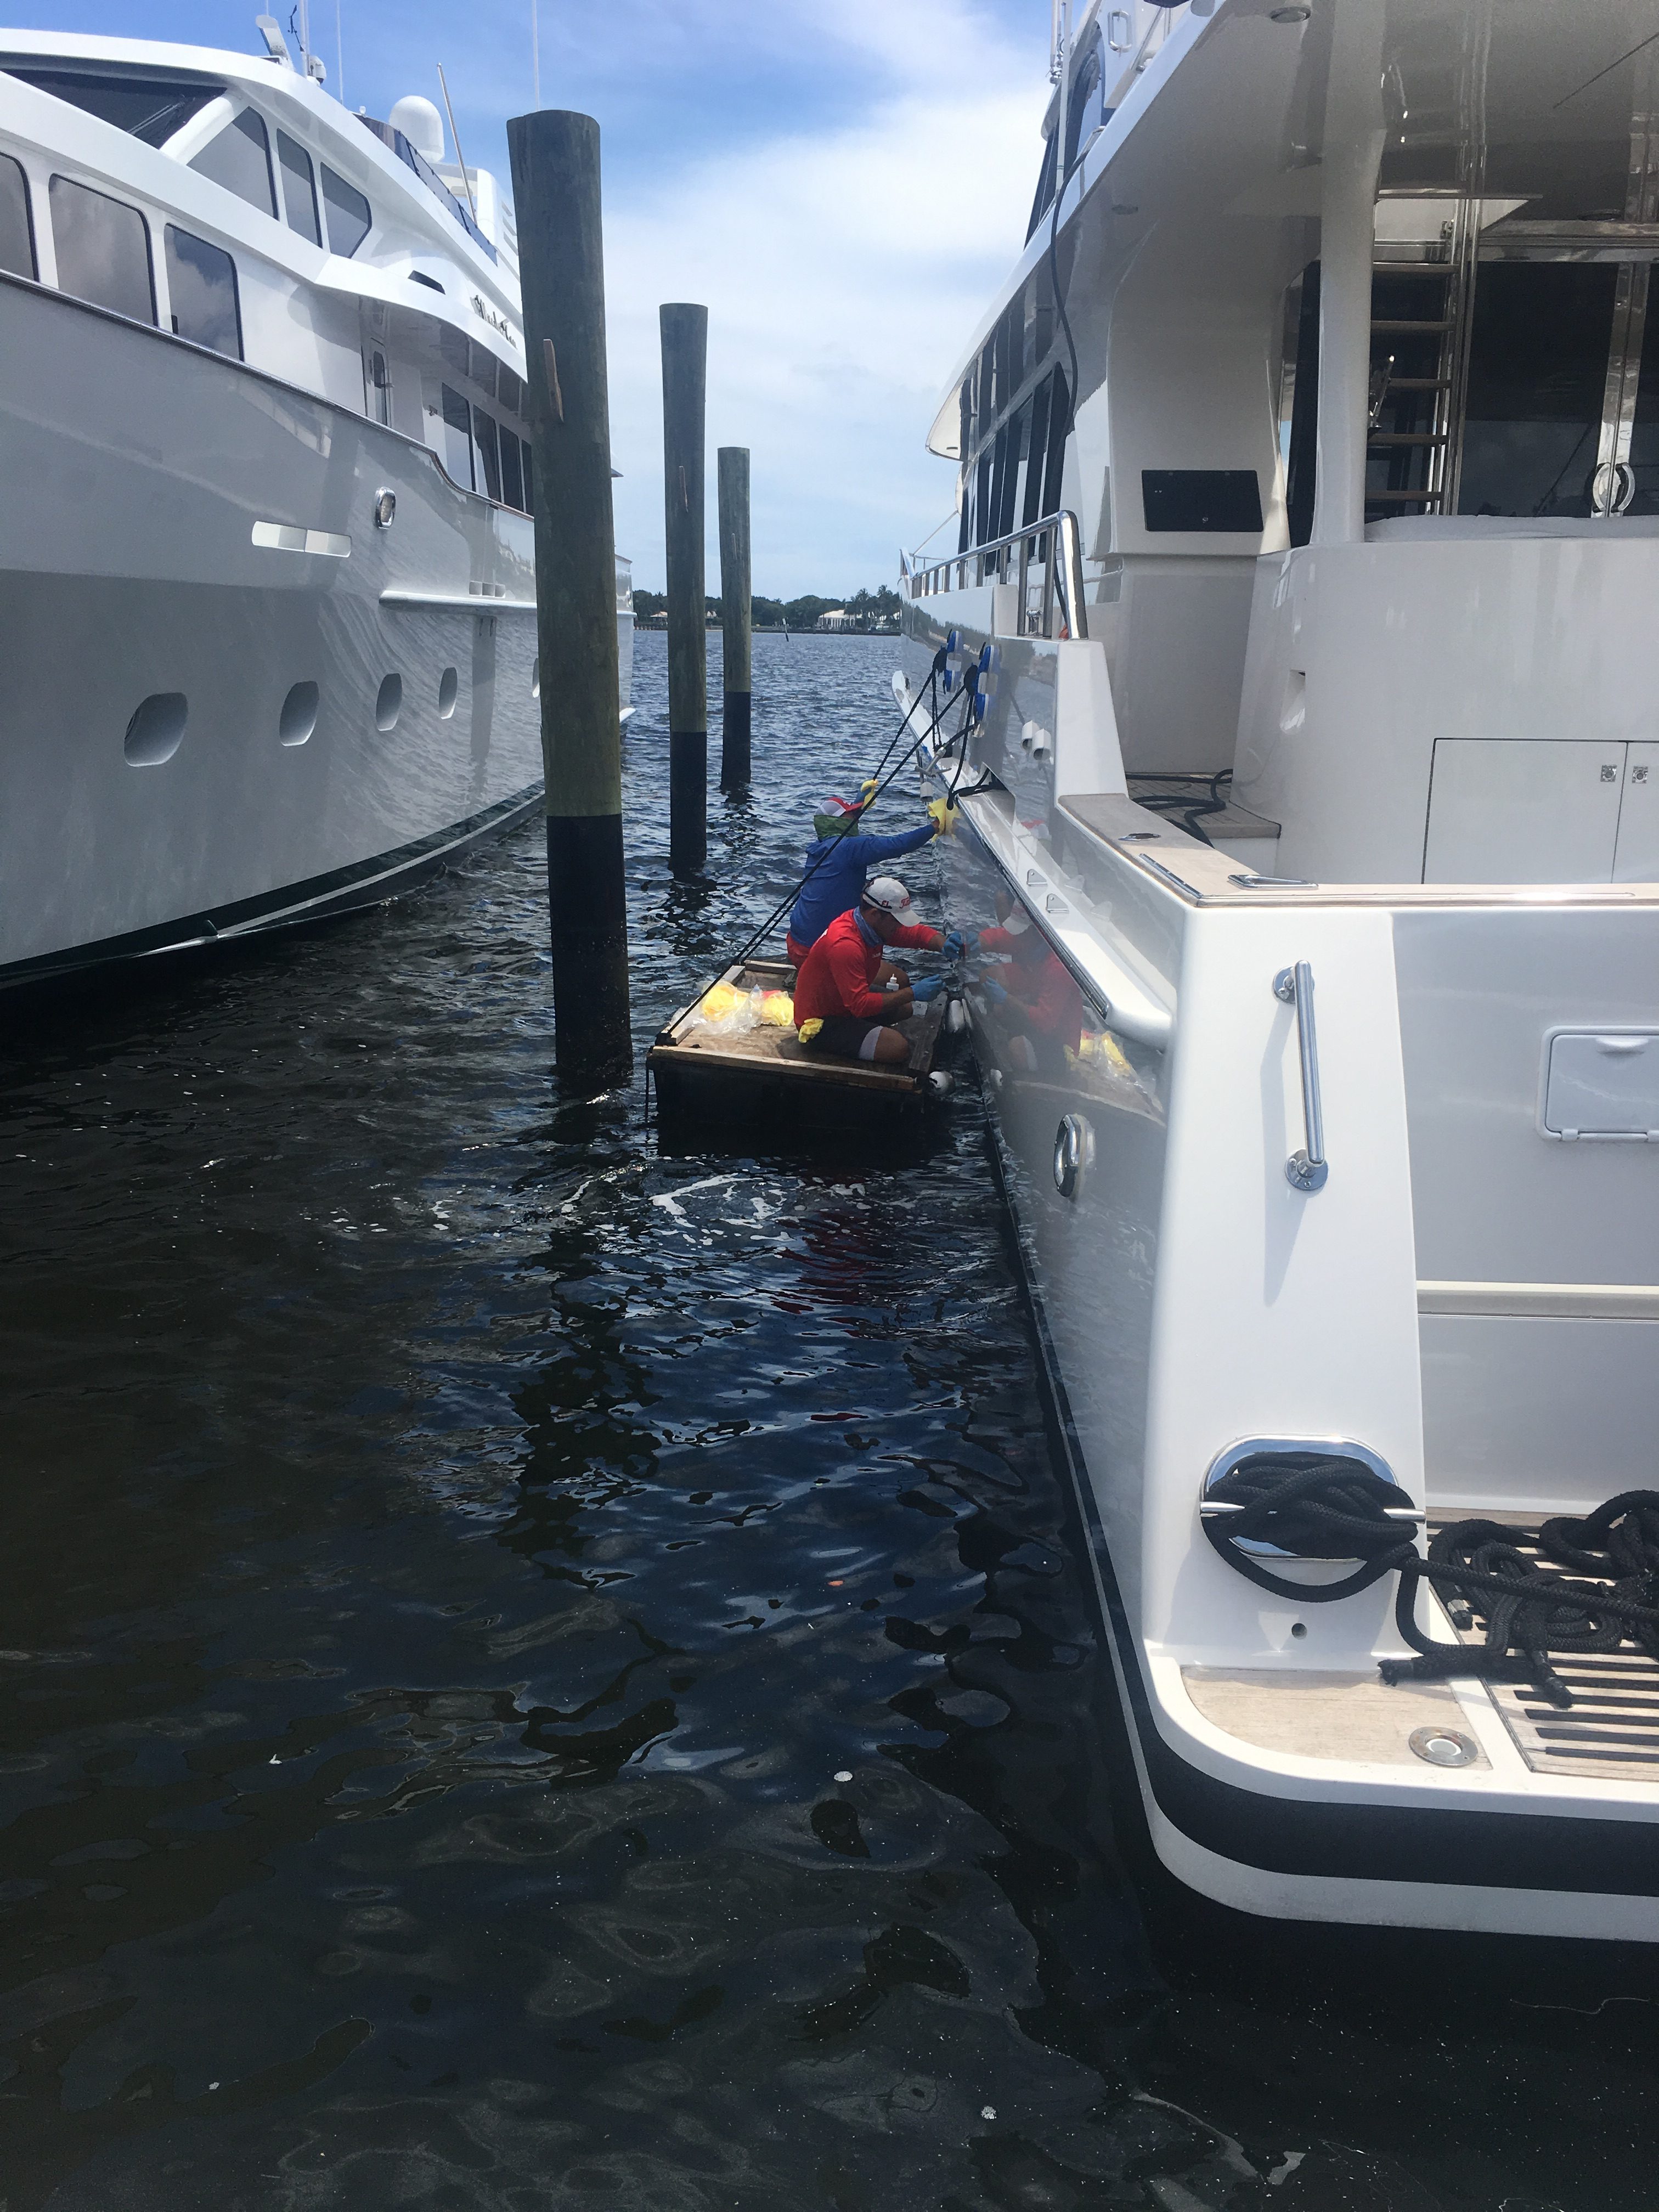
[1203,1461,1659,1711]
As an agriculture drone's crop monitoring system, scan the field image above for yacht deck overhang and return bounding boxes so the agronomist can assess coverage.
[929,0,1659,438]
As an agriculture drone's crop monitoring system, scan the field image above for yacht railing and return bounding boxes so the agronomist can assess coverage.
[904,510,1089,641]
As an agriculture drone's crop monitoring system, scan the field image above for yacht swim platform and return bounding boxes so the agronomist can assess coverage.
[647,959,952,1133]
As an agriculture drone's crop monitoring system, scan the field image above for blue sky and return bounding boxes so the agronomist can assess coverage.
[16,1,1052,591]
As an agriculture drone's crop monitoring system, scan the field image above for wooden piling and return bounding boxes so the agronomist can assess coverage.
[506,109,631,1084]
[717,446,752,790]
[661,303,708,873]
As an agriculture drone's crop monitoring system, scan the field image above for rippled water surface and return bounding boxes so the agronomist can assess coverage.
[7,635,1659,2211]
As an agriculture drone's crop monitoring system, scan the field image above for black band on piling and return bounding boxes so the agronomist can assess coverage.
[669,731,708,871]
[546,813,631,1082]
[720,691,752,791]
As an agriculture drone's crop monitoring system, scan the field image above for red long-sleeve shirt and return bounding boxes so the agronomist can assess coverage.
[792,907,942,1025]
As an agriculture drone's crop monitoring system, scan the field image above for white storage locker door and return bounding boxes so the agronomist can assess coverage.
[1613,741,1659,881]
[1423,738,1627,883]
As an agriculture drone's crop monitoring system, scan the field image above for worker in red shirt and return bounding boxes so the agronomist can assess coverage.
[977,895,1084,1073]
[793,877,962,1065]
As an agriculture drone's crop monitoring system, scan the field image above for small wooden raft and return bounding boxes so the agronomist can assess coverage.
[647,958,950,1131]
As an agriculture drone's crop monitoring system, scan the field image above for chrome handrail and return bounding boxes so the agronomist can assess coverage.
[904,509,1088,642]
[1274,963,1329,1193]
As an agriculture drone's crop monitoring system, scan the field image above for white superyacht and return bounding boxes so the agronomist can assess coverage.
[0,20,633,983]
[899,0,1659,1940]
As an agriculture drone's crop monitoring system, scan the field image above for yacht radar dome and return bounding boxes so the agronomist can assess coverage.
[388,95,444,162]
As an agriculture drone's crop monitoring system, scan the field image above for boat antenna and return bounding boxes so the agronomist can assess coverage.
[436,65,477,218]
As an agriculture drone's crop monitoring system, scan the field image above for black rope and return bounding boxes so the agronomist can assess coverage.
[1203,1458,1659,1712]
[1201,1455,1419,1605]
[1382,1493,1659,1708]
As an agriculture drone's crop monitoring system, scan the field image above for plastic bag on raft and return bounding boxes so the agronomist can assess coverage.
[688,984,798,1037]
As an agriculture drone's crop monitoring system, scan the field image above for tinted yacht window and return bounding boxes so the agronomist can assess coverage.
[49,174,154,323]
[439,384,474,489]
[473,407,501,501]
[1,61,218,145]
[165,224,241,358]
[190,108,275,218]
[320,165,370,256]
[499,425,524,512]
[0,150,35,278]
[277,131,320,245]
[1457,264,1617,519]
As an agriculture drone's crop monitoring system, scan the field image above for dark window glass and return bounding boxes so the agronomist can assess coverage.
[499,425,524,511]
[522,438,534,516]
[0,150,35,278]
[165,224,240,358]
[470,340,498,399]
[1040,365,1070,517]
[1023,376,1052,525]
[354,113,497,264]
[1,61,218,145]
[440,383,474,489]
[276,130,320,246]
[473,407,501,501]
[1285,261,1319,546]
[438,320,470,380]
[409,268,443,291]
[49,174,154,323]
[1457,263,1618,519]
[190,107,275,218]
[366,347,391,425]
[320,163,370,256]
[498,365,523,416]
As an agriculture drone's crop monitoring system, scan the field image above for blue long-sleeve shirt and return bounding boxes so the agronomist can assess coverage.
[788,821,936,951]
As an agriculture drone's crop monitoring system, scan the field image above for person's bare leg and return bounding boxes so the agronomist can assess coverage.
[870,1027,911,1065]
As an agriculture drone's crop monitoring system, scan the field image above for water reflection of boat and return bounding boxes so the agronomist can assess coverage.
[898,0,1659,1942]
[0,28,631,985]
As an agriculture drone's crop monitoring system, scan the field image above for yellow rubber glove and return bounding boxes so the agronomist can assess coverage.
[798,1018,823,1043]
[927,796,959,837]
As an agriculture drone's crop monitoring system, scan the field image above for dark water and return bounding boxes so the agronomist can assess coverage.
[5,634,1658,2211]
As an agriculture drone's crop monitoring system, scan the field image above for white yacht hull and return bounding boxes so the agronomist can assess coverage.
[900,620,1659,1946]
[1,276,622,984]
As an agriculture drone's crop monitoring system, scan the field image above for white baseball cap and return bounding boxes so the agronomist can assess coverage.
[861,876,915,917]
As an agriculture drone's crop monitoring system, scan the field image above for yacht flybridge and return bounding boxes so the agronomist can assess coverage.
[899,0,1659,1939]
[0,22,631,984]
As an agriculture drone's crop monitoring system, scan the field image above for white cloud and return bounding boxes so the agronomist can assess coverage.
[600,5,1047,594]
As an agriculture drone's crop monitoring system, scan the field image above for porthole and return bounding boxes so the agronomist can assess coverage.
[437,665,459,719]
[375,673,402,731]
[531,657,540,699]
[279,679,319,746]
[123,692,187,766]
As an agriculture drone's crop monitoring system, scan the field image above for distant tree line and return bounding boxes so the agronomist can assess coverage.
[631,585,903,633]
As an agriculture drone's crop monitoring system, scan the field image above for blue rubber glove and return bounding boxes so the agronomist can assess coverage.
[911,975,946,1005]
[940,929,967,961]
[982,975,1008,1005]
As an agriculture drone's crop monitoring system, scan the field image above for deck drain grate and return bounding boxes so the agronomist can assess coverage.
[1427,1519,1659,1783]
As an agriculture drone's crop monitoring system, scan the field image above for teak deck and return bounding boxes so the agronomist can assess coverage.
[647,958,950,1131]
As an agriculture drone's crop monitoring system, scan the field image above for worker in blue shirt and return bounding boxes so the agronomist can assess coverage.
[786,789,958,964]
